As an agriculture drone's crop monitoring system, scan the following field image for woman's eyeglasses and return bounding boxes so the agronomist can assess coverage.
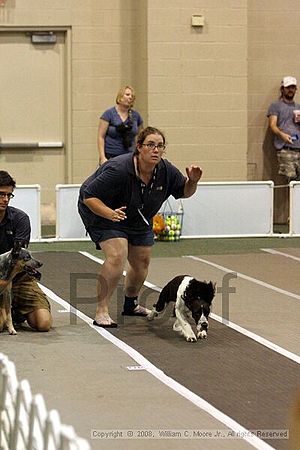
[141,143,166,151]
[0,192,14,199]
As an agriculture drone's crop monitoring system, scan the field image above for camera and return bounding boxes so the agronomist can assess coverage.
[116,122,132,134]
[116,120,133,150]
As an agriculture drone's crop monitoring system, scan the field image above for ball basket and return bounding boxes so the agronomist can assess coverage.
[153,199,183,242]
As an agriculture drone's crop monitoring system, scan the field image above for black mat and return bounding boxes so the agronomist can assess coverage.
[37,251,299,450]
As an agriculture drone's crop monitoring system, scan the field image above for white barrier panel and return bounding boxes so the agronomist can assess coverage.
[56,182,274,239]
[290,182,300,236]
[10,185,41,241]
[56,185,87,240]
[159,181,274,237]
[0,353,90,450]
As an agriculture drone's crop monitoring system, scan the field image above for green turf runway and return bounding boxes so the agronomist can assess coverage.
[30,235,300,258]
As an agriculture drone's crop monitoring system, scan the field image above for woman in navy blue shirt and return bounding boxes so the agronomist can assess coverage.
[97,85,143,165]
[79,127,202,328]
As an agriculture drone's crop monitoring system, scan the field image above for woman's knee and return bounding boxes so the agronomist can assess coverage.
[129,252,151,272]
[102,239,128,267]
[107,252,127,268]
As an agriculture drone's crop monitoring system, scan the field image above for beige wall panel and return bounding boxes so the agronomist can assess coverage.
[1,0,298,227]
[0,28,67,215]
[5,1,292,224]
[73,27,121,43]
[178,94,246,111]
[72,93,113,112]
[167,143,244,163]
[0,150,65,205]
[248,109,268,127]
[73,77,121,96]
[147,0,248,187]
[248,126,269,145]
[149,77,182,94]
[0,0,141,225]
[148,94,191,110]
[148,43,182,60]
[72,162,98,183]
[149,112,182,128]
[148,60,183,78]
[72,60,122,78]
[72,141,96,158]
[0,32,64,142]
[185,112,247,128]
[72,43,123,61]
[248,0,300,222]
[11,0,71,8]
[203,161,247,181]
[72,127,95,145]
[166,158,246,182]
[72,111,98,128]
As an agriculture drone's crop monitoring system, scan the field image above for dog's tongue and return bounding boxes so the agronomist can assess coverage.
[24,266,42,280]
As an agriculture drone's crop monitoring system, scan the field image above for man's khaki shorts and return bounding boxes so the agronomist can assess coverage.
[277,148,300,179]
[9,273,51,316]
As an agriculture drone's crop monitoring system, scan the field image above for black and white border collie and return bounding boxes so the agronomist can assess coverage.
[148,275,216,342]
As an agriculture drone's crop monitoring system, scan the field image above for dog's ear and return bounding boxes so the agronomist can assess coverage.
[212,281,217,293]
[12,240,28,259]
[207,281,216,299]
[12,240,22,259]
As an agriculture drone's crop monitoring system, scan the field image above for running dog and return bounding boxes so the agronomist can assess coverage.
[0,242,42,335]
[148,275,216,342]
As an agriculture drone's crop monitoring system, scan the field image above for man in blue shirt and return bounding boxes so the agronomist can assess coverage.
[267,76,300,180]
[0,171,52,332]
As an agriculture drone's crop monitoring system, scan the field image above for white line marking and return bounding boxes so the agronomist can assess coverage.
[126,366,146,371]
[81,251,300,364]
[38,282,274,450]
[209,312,300,364]
[79,251,161,292]
[184,255,300,301]
[184,255,300,364]
[261,248,300,262]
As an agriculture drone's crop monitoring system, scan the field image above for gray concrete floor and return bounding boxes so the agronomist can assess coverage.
[2,248,300,450]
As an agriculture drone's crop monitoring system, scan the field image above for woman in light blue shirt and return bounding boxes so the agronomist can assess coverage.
[97,85,143,165]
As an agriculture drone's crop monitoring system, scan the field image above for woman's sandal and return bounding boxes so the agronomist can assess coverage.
[93,313,117,328]
[122,304,151,317]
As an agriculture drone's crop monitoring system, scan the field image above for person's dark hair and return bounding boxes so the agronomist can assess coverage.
[279,86,284,99]
[135,126,166,155]
[0,171,16,188]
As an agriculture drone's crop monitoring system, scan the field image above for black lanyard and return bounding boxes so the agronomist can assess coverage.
[139,165,158,207]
